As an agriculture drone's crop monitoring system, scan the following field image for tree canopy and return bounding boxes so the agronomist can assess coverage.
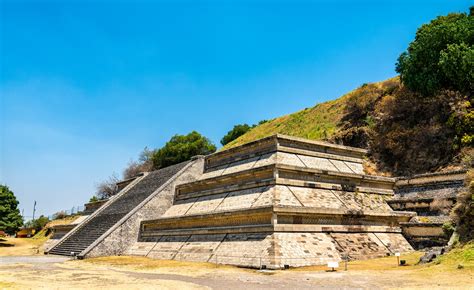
[24,215,50,232]
[0,185,23,234]
[396,9,473,96]
[221,124,252,145]
[151,131,216,169]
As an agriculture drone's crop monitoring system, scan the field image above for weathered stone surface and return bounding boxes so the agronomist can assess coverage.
[137,135,413,268]
[47,158,204,257]
[49,134,414,267]
[84,159,204,258]
[391,171,465,249]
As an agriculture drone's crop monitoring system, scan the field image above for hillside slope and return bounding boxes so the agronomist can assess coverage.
[223,77,397,150]
[223,76,470,177]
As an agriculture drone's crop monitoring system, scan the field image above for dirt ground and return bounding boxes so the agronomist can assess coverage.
[0,237,47,256]
[0,238,473,289]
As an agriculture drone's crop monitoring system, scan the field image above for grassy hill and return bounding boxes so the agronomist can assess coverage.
[223,77,398,150]
[222,76,470,178]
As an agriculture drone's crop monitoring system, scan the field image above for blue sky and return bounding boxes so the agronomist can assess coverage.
[0,0,470,219]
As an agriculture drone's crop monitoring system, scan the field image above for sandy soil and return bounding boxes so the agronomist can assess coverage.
[0,237,47,256]
[0,254,472,290]
[0,238,472,289]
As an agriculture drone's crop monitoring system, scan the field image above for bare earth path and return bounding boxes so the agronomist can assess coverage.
[0,254,472,289]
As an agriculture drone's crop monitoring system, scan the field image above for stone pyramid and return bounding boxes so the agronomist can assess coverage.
[129,135,414,268]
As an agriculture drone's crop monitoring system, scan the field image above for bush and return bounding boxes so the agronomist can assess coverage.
[221,124,252,146]
[89,196,99,203]
[151,131,216,169]
[24,215,50,232]
[442,222,456,238]
[450,169,474,243]
[95,174,120,200]
[53,211,67,220]
[123,147,154,179]
[370,86,462,175]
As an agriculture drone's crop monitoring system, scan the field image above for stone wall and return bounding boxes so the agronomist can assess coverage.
[83,200,108,215]
[391,170,466,249]
[83,158,204,258]
[127,231,412,269]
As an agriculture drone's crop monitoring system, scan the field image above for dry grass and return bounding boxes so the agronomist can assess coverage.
[294,251,424,272]
[222,93,348,149]
[45,216,79,228]
[0,216,81,257]
[222,78,398,150]
[0,281,15,289]
[83,256,249,277]
[85,255,219,270]
[0,237,48,256]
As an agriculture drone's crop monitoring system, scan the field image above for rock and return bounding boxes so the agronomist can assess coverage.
[418,247,446,264]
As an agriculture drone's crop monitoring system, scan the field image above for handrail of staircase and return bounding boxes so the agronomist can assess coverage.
[44,173,149,254]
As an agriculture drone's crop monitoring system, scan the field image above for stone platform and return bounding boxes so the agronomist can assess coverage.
[390,171,466,249]
[130,135,414,268]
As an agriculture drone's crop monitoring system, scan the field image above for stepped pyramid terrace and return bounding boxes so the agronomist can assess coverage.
[46,134,415,268]
[127,135,414,268]
[390,170,466,249]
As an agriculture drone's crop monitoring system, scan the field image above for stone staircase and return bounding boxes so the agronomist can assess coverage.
[47,161,190,257]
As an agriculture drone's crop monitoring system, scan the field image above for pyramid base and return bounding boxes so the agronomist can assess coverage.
[127,231,412,269]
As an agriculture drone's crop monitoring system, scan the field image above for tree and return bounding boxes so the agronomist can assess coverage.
[221,124,252,145]
[0,185,23,234]
[220,120,268,146]
[94,173,120,200]
[396,8,473,96]
[24,215,50,232]
[152,131,216,169]
[88,196,99,203]
[123,147,154,179]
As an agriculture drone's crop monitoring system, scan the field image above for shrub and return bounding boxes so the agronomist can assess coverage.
[450,169,474,243]
[152,131,216,169]
[221,124,252,146]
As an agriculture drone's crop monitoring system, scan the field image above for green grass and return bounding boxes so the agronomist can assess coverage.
[222,77,399,150]
[434,242,474,270]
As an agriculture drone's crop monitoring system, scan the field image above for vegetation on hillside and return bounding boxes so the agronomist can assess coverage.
[224,7,473,177]
[0,185,23,234]
[221,124,253,146]
[222,95,347,149]
[451,168,474,243]
[220,121,269,146]
[396,9,473,96]
[23,215,50,233]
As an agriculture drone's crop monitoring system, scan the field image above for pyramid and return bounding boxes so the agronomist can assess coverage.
[129,135,414,268]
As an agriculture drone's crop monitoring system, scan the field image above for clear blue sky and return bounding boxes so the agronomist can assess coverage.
[0,0,470,219]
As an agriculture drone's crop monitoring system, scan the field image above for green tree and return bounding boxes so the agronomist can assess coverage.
[0,185,23,234]
[220,124,252,145]
[89,196,99,203]
[152,131,216,169]
[396,8,473,96]
[24,215,50,232]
